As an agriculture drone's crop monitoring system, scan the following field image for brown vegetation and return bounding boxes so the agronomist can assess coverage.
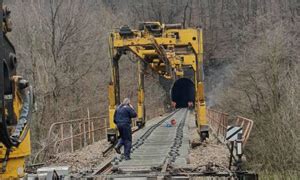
[5,0,299,176]
[212,21,300,173]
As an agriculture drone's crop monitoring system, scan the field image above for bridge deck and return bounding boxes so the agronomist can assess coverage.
[112,108,191,173]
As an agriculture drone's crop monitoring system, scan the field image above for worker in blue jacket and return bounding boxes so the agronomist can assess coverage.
[114,98,137,160]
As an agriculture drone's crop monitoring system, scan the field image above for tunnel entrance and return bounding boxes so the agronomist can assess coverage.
[171,78,195,108]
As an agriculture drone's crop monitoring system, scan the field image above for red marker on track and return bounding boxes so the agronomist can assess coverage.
[171,119,176,126]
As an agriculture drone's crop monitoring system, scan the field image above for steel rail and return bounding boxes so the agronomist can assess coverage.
[85,109,258,179]
[90,109,181,176]
[88,108,189,179]
[102,126,140,157]
[118,109,180,160]
[158,109,188,179]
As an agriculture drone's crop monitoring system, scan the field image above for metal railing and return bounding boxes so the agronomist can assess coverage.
[235,116,254,146]
[33,106,166,163]
[33,115,107,163]
[48,116,107,153]
[207,109,254,146]
[207,108,229,142]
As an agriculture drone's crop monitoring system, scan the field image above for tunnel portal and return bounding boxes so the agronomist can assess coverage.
[171,78,195,108]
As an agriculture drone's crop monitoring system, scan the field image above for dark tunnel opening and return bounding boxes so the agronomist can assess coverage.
[171,78,195,108]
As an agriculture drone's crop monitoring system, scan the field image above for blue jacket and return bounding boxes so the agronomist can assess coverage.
[114,104,137,125]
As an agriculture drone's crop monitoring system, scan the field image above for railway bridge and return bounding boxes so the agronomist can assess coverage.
[34,22,257,180]
[0,13,258,179]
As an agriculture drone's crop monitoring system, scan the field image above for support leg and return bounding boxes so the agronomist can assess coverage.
[196,82,209,141]
[195,55,209,141]
[108,55,121,143]
[194,29,209,141]
[137,61,145,128]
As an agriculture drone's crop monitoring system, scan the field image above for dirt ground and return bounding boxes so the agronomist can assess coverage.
[45,116,166,173]
[188,112,229,168]
[46,139,113,173]
[188,137,230,168]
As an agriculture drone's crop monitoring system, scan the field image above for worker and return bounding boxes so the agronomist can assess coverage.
[171,101,176,109]
[114,98,137,160]
[188,101,194,109]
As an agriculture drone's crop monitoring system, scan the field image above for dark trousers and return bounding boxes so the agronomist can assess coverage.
[116,123,132,158]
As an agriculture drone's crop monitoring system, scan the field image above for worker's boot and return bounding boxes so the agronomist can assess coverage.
[114,143,121,154]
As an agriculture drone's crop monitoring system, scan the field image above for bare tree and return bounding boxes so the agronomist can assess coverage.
[5,0,300,175]
[211,17,300,173]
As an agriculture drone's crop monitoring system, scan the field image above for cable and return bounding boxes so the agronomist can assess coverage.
[0,80,33,148]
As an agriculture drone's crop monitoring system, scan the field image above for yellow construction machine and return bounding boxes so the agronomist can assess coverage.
[0,1,33,179]
[107,22,209,143]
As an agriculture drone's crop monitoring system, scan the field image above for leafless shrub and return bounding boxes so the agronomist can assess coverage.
[5,0,299,175]
[212,17,300,173]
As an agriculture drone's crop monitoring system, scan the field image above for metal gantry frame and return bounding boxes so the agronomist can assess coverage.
[107,22,209,143]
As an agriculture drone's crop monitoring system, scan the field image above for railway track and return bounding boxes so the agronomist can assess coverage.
[102,126,140,157]
[65,108,258,179]
[87,108,189,179]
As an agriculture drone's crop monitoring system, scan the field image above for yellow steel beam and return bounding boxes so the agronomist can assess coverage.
[113,38,176,47]
[108,22,208,140]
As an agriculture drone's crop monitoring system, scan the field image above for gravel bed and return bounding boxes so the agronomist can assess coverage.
[46,139,113,173]
[188,111,229,168]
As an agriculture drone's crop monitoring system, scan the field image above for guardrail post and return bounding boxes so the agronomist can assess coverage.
[87,108,91,142]
[104,118,107,140]
[70,124,74,153]
[221,114,224,137]
[212,110,215,128]
[216,113,220,137]
[60,124,64,152]
[79,123,82,149]
[225,114,228,138]
[91,121,95,143]
[83,121,87,147]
